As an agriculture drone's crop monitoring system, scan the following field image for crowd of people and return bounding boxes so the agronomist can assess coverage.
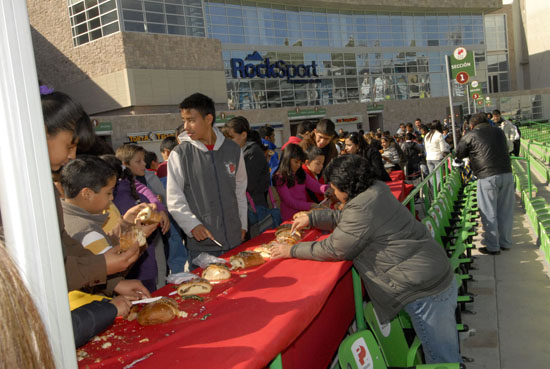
[0,86,521,365]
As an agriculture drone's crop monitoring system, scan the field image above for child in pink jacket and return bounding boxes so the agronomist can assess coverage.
[273,144,328,221]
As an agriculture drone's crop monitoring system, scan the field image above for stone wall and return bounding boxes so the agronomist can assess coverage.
[122,32,223,71]
[28,0,127,88]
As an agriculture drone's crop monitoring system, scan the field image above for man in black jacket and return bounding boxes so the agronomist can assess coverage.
[455,112,514,255]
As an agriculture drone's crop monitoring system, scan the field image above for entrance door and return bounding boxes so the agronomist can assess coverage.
[368,113,383,132]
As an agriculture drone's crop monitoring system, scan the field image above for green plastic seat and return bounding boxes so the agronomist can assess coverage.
[338,330,464,369]
[363,302,423,367]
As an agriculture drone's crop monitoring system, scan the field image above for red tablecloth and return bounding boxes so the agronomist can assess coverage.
[387,179,414,202]
[389,170,405,181]
[77,187,409,369]
[77,230,353,369]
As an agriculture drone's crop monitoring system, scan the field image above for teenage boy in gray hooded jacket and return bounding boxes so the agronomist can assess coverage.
[167,93,248,267]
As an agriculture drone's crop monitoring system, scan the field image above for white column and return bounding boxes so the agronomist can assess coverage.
[0,1,77,368]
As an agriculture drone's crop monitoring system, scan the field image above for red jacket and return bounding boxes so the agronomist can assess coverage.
[281,136,302,150]
[302,164,325,202]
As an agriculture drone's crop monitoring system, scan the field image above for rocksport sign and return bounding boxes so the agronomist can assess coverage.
[231,51,320,83]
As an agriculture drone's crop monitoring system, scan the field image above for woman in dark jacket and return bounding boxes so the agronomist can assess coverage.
[224,116,271,209]
[344,132,391,182]
[271,155,461,364]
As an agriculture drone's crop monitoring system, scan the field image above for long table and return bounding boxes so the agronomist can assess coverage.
[77,229,354,369]
[76,181,408,369]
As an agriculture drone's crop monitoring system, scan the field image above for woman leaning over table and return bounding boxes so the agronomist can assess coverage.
[271,154,462,364]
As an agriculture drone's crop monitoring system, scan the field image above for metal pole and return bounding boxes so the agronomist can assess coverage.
[466,84,471,114]
[527,141,532,199]
[445,55,458,149]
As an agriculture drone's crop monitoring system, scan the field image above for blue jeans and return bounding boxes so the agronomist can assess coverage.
[166,219,187,273]
[477,172,515,252]
[404,279,462,364]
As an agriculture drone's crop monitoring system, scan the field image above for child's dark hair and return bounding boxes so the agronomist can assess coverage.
[115,144,146,165]
[305,145,324,162]
[41,91,95,151]
[161,136,178,152]
[60,155,116,199]
[144,151,158,169]
[179,93,216,126]
[273,143,306,188]
[405,133,414,140]
[100,155,141,202]
[324,155,375,200]
[258,125,274,139]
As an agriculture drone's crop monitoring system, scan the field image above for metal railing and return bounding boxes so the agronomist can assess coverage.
[402,153,453,217]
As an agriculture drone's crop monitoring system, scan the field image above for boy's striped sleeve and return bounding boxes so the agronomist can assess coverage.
[80,231,112,255]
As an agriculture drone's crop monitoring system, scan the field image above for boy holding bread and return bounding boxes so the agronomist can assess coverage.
[60,155,150,297]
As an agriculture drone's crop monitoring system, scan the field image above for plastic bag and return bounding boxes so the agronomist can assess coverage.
[166,272,200,285]
[191,252,227,269]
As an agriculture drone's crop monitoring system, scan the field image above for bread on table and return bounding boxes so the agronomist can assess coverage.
[136,206,163,225]
[201,264,231,281]
[230,251,265,269]
[133,297,187,326]
[253,245,272,258]
[177,279,212,296]
[274,229,302,245]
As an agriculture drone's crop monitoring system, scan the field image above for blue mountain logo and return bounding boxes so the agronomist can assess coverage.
[245,51,263,61]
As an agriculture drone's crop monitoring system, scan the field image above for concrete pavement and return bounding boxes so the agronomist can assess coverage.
[461,177,550,368]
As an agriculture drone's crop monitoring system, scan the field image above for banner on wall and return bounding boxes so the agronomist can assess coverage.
[127,130,176,143]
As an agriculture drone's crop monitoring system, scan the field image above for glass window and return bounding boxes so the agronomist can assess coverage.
[103,21,119,35]
[124,21,145,32]
[121,0,141,10]
[146,12,165,23]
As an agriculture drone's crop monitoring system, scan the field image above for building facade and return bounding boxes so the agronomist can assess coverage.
[28,0,550,150]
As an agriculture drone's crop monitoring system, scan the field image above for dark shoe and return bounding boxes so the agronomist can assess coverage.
[500,247,511,251]
[479,247,500,255]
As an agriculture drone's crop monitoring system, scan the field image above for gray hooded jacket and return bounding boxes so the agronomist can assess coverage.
[167,127,247,252]
[291,181,454,323]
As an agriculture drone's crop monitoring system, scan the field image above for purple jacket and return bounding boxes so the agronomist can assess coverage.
[113,179,160,281]
[275,175,328,221]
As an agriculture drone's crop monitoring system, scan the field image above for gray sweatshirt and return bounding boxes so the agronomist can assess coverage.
[167,127,247,251]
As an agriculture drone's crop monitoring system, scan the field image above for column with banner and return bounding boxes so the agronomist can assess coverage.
[469,80,483,113]
[446,47,477,149]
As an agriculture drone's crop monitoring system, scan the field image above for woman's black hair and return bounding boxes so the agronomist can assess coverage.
[345,132,368,157]
[41,91,95,152]
[248,130,265,148]
[324,154,376,201]
[225,116,250,135]
[100,154,141,202]
[225,116,265,148]
[426,120,443,141]
[273,143,306,188]
[175,123,185,138]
